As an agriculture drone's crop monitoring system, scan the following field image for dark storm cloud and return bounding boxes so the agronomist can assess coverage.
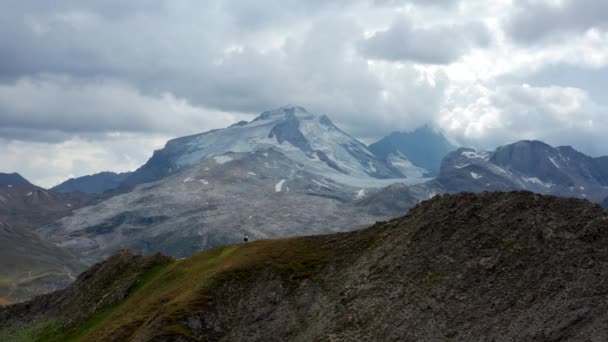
[0,0,446,143]
[359,17,490,64]
[506,0,608,44]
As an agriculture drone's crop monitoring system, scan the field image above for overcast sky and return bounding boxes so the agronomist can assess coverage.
[1,0,607,187]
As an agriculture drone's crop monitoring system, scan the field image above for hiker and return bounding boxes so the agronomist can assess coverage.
[243,234,249,242]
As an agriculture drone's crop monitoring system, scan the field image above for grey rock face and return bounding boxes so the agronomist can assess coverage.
[38,149,395,265]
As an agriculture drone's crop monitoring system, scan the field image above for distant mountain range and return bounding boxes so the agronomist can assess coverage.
[33,107,608,267]
[51,171,132,194]
[3,106,608,304]
[431,140,608,203]
[369,139,608,214]
[37,107,457,264]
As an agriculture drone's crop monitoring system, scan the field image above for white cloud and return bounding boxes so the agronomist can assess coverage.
[439,83,608,156]
[0,134,168,188]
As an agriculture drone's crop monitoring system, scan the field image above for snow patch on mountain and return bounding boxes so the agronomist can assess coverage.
[470,172,482,179]
[355,189,366,199]
[312,180,332,189]
[213,155,233,165]
[548,156,560,169]
[275,179,286,192]
[462,151,490,161]
[454,163,470,169]
[523,177,552,188]
[386,154,429,178]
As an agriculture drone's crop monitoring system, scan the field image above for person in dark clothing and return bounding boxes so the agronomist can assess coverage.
[243,234,249,242]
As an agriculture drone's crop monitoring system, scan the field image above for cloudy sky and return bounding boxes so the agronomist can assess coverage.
[1,0,607,187]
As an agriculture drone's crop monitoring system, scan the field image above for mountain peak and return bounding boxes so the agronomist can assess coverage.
[369,126,456,176]
[123,105,409,188]
[0,172,32,186]
[252,105,313,122]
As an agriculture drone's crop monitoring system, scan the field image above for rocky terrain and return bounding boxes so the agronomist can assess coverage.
[38,149,401,265]
[51,171,132,194]
[3,191,608,341]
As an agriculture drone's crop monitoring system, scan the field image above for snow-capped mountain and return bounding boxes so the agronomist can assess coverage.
[39,149,398,264]
[429,140,608,203]
[369,126,456,177]
[123,106,427,188]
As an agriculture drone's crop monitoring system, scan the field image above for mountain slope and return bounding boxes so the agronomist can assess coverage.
[369,126,455,176]
[3,192,608,341]
[0,182,94,232]
[0,177,94,302]
[122,106,413,188]
[51,172,132,194]
[0,220,84,303]
[38,149,396,264]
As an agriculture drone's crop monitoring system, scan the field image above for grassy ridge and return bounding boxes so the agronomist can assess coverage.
[25,235,338,341]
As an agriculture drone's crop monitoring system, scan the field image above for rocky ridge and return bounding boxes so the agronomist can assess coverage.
[3,192,608,341]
